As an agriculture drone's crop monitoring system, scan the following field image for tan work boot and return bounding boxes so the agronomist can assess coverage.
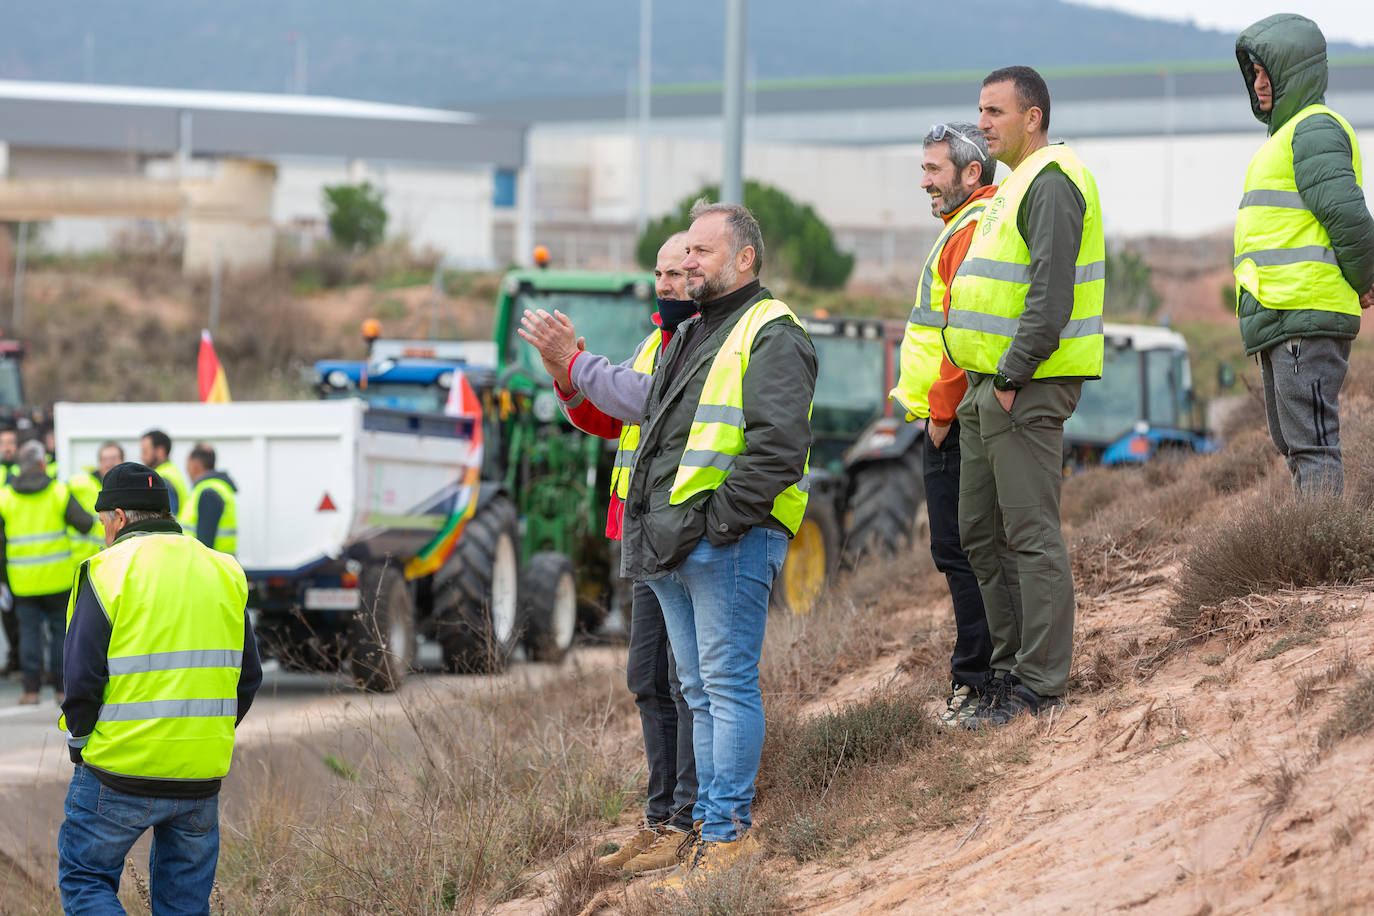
[17,692,39,706]
[624,826,694,875]
[650,829,760,891]
[597,825,660,872]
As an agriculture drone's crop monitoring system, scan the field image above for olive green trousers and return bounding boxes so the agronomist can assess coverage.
[956,375,1081,697]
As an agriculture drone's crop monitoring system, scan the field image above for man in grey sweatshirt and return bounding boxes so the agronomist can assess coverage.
[519,233,701,874]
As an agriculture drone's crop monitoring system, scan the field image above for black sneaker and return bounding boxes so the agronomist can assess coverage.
[965,681,1062,729]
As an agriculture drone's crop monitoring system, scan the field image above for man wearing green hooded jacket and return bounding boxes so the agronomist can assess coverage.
[1234,14,1374,498]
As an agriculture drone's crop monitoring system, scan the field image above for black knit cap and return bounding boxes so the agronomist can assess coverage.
[95,461,171,513]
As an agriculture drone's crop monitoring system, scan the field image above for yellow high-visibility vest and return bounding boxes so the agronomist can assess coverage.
[179,477,239,555]
[1234,103,1363,317]
[611,332,663,500]
[67,471,106,564]
[63,531,248,781]
[0,482,76,596]
[668,298,811,535]
[890,196,989,420]
[945,144,1106,379]
[155,461,190,516]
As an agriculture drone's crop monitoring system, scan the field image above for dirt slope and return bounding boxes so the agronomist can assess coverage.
[788,576,1373,914]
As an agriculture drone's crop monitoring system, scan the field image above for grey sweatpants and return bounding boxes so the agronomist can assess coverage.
[1259,336,1350,499]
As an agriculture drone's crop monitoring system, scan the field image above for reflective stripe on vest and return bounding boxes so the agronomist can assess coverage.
[611,332,664,500]
[0,482,76,596]
[945,144,1106,378]
[890,196,988,420]
[179,477,239,555]
[1233,104,1364,316]
[67,531,249,781]
[67,471,105,565]
[668,298,811,535]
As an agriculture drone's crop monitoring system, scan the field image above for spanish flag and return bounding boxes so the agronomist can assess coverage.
[197,329,231,403]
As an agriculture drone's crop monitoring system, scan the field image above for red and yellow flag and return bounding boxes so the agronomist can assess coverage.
[197,329,231,403]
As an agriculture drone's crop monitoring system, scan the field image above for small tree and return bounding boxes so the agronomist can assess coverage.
[637,181,854,289]
[323,182,388,251]
[1104,248,1161,318]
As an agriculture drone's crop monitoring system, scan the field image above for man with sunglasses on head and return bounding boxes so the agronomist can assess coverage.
[944,66,1105,727]
[891,121,997,727]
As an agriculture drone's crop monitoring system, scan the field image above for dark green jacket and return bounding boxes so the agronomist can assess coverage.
[1235,14,1374,355]
[619,284,816,582]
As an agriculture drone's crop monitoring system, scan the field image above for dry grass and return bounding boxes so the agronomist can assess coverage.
[211,667,641,914]
[1169,487,1374,631]
[1317,668,1374,752]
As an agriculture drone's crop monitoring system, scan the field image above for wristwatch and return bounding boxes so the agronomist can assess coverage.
[992,372,1021,392]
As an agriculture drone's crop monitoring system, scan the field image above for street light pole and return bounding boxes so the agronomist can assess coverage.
[720,0,747,205]
[636,0,652,233]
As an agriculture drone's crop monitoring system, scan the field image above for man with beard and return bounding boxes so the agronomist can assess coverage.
[945,66,1105,727]
[518,233,701,875]
[621,200,815,888]
[890,121,997,727]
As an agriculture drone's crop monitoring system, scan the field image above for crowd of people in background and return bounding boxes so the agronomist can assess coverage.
[0,428,241,706]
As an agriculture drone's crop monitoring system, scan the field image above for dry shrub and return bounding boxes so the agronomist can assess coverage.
[1217,381,1268,440]
[1069,629,1149,692]
[1183,595,1307,644]
[215,668,640,914]
[760,551,926,705]
[1170,486,1374,630]
[1200,428,1277,494]
[542,846,620,916]
[1061,464,1123,526]
[620,850,787,916]
[1317,668,1374,751]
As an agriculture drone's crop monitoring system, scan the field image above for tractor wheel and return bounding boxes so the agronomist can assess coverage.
[771,497,840,615]
[519,552,578,663]
[842,447,926,569]
[349,563,416,692]
[433,495,520,674]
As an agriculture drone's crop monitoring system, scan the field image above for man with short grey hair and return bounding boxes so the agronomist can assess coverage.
[0,440,93,704]
[624,200,816,887]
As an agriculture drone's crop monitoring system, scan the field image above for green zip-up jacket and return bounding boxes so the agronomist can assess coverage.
[1235,14,1374,355]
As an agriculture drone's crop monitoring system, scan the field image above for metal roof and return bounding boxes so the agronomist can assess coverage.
[0,80,526,168]
[471,57,1374,144]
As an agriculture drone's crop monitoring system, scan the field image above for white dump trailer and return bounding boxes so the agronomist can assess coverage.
[53,398,548,690]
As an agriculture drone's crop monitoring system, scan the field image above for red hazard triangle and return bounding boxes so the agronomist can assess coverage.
[317,492,337,512]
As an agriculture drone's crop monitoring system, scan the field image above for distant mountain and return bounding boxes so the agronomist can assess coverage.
[0,1,1365,108]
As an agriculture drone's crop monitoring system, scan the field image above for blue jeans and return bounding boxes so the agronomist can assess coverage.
[58,765,220,915]
[648,526,788,843]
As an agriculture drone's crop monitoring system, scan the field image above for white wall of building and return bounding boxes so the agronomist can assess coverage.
[529,127,1374,241]
[273,160,496,265]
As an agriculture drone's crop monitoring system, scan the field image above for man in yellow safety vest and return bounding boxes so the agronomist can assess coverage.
[944,66,1105,728]
[57,461,261,911]
[0,440,94,705]
[622,200,816,888]
[181,443,239,555]
[1233,14,1374,498]
[139,429,190,515]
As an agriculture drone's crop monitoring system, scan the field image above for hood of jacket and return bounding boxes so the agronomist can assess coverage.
[10,469,55,495]
[1236,14,1328,135]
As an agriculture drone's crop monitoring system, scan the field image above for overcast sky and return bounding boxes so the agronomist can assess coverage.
[1073,0,1374,47]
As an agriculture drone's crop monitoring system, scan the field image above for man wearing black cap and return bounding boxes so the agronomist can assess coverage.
[57,462,261,914]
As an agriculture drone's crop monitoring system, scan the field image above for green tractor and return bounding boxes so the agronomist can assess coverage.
[485,273,928,624]
[770,315,928,615]
[489,268,660,631]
